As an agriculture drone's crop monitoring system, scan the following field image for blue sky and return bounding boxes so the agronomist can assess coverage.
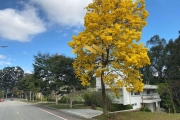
[0,0,179,73]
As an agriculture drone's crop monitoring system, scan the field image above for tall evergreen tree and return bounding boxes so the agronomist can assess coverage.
[165,32,180,80]
[144,35,167,84]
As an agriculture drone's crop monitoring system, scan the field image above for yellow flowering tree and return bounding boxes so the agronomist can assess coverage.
[68,0,150,114]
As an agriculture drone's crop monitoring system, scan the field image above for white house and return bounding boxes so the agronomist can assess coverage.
[96,78,161,112]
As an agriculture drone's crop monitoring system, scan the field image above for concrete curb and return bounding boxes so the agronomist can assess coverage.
[109,109,138,113]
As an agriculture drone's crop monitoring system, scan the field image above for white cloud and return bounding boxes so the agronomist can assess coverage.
[0,56,12,66]
[73,29,80,33]
[24,70,33,74]
[23,51,28,54]
[0,61,11,65]
[0,6,46,42]
[63,33,68,36]
[0,55,6,59]
[30,0,92,28]
[23,51,32,56]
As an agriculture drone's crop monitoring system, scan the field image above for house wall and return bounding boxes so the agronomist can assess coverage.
[96,77,110,89]
[144,103,154,111]
[105,89,124,104]
[150,89,157,94]
[106,88,132,105]
[142,89,158,95]
[96,77,161,111]
[131,96,142,109]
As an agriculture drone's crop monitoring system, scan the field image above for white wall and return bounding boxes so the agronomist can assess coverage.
[106,89,123,104]
[131,96,142,109]
[96,77,110,89]
[144,103,154,112]
[96,77,161,111]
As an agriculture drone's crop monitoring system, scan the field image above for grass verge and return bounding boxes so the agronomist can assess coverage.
[94,111,180,120]
[38,102,103,111]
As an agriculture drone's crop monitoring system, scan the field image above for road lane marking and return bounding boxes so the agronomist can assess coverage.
[38,108,68,120]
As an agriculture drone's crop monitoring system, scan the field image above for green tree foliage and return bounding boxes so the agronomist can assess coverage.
[0,66,24,97]
[141,35,167,84]
[165,33,180,80]
[33,53,83,94]
[33,53,84,107]
[157,82,176,113]
[146,31,180,113]
[33,53,59,96]
[0,91,3,98]
[82,91,113,110]
[18,74,40,100]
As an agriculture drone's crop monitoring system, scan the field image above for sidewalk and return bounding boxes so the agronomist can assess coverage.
[60,109,103,119]
[19,99,103,119]
[33,102,103,119]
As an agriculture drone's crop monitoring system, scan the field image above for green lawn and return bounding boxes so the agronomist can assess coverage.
[94,111,180,120]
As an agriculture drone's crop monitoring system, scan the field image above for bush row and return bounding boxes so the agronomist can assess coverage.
[82,91,133,112]
[139,107,151,112]
[58,96,84,104]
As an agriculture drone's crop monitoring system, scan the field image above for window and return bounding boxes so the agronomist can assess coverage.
[132,103,137,106]
[131,91,134,95]
[147,90,150,95]
[134,91,140,95]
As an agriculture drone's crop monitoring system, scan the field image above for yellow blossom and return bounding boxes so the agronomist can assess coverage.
[68,0,149,96]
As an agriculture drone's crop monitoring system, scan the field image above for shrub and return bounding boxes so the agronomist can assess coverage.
[48,98,55,102]
[58,96,67,103]
[90,91,113,110]
[109,104,133,112]
[91,104,97,110]
[139,107,151,112]
[72,100,84,105]
[82,92,91,106]
[82,91,113,110]
[139,107,145,111]
[125,104,133,110]
[145,107,151,112]
[90,91,103,107]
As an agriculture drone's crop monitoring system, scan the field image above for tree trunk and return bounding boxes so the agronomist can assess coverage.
[33,92,34,101]
[47,95,49,103]
[69,90,73,108]
[30,91,32,101]
[56,95,58,105]
[41,94,42,102]
[101,72,108,115]
[35,93,37,101]
[70,98,73,109]
[166,80,176,113]
[169,91,176,113]
[174,93,180,105]
[25,93,27,101]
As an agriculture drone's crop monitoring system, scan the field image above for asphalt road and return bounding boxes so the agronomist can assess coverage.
[0,99,82,120]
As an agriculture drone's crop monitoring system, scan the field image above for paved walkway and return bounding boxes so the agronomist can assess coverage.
[18,99,103,119]
[60,109,103,119]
